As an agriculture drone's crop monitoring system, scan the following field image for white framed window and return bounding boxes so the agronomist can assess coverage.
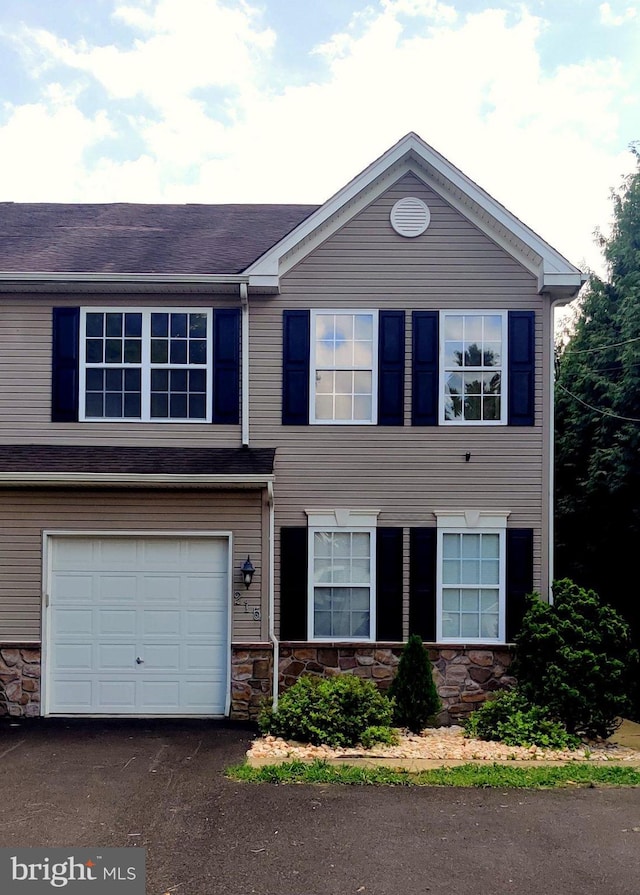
[310,310,378,424]
[436,511,508,644]
[79,308,213,422]
[440,311,507,424]
[306,509,379,641]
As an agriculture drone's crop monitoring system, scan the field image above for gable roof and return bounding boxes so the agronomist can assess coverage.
[0,202,317,276]
[246,132,585,298]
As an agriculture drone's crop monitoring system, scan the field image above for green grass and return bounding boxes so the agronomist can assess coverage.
[227,759,640,789]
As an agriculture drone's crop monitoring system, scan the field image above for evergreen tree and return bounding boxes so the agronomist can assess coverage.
[389,634,441,733]
[555,146,640,660]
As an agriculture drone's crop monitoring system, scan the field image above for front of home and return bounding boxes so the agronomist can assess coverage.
[0,134,584,721]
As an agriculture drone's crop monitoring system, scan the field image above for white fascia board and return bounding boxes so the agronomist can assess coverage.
[0,472,274,488]
[0,271,250,285]
[245,132,583,296]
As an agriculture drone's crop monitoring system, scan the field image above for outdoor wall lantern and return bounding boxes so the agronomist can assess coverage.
[241,556,255,589]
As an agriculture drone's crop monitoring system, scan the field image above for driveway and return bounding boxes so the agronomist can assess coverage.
[0,719,638,895]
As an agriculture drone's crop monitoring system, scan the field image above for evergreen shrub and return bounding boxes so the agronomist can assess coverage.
[258,674,393,748]
[388,634,441,733]
[464,690,581,750]
[513,579,638,738]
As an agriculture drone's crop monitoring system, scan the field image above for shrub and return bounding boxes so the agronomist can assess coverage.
[464,690,581,750]
[359,725,399,749]
[388,634,441,733]
[258,674,394,748]
[513,579,638,738]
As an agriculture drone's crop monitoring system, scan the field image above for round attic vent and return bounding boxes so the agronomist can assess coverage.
[390,197,431,237]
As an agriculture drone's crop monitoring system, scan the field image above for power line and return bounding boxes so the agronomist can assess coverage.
[568,335,640,354]
[556,383,640,423]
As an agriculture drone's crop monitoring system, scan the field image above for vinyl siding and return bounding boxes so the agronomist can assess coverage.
[0,488,265,642]
[249,175,550,631]
[0,294,241,446]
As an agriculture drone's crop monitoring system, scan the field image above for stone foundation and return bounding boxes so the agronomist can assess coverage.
[0,647,41,717]
[278,643,516,724]
[230,645,274,720]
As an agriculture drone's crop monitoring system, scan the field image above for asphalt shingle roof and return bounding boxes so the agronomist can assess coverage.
[0,445,275,476]
[0,203,318,275]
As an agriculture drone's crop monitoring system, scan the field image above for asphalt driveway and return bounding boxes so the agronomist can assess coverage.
[0,719,638,895]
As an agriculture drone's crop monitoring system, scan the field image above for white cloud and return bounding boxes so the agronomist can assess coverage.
[599,3,637,26]
[0,85,113,201]
[0,0,635,275]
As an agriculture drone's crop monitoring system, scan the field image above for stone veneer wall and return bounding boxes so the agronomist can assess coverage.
[230,645,274,720]
[277,644,516,725]
[0,647,41,717]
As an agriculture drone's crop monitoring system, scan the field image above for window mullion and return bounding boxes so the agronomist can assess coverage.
[141,312,151,422]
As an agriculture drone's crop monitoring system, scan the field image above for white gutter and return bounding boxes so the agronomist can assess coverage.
[0,472,273,487]
[240,283,250,446]
[0,271,251,285]
[267,481,279,711]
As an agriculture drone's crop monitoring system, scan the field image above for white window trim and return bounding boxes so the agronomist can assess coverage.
[439,309,508,426]
[307,517,377,643]
[310,309,379,425]
[435,510,509,645]
[79,307,213,423]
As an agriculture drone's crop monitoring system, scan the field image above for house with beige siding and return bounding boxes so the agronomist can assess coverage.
[0,133,584,721]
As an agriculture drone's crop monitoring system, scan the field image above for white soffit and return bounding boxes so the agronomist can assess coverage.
[245,133,584,296]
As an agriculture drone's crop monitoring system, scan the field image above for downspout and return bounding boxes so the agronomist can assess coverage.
[240,283,250,447]
[548,297,566,605]
[267,481,279,710]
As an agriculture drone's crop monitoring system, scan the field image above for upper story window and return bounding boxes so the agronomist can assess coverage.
[440,311,507,424]
[310,310,379,424]
[80,309,212,422]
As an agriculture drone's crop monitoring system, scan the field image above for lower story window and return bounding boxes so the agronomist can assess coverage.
[436,517,506,643]
[310,529,374,639]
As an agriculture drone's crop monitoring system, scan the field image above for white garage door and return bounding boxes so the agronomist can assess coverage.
[47,535,229,716]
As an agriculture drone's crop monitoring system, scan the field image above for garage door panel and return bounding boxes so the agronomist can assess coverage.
[187,644,225,671]
[184,680,226,709]
[98,609,137,636]
[48,535,230,716]
[54,609,94,636]
[140,576,181,603]
[52,679,93,710]
[141,680,181,709]
[142,610,181,636]
[98,679,136,710]
[98,643,138,670]
[100,539,139,568]
[53,644,94,671]
[53,574,95,601]
[98,576,139,601]
[143,644,180,670]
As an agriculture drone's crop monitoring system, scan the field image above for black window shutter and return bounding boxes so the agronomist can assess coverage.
[378,311,405,425]
[280,527,308,640]
[409,528,437,640]
[376,528,403,640]
[508,311,535,426]
[52,307,80,422]
[212,308,240,424]
[412,311,439,425]
[506,528,534,641]
[282,310,310,425]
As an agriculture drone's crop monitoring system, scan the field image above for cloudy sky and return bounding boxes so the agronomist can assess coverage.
[0,0,638,275]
